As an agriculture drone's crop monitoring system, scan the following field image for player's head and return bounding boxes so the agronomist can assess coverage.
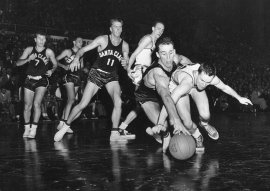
[34,31,46,47]
[196,63,216,90]
[152,21,165,39]
[71,36,83,49]
[110,18,123,37]
[156,37,176,68]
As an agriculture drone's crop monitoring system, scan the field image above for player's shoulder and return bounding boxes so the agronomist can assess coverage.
[25,46,34,52]
[61,49,72,56]
[99,34,108,39]
[122,39,129,46]
[152,66,166,76]
[141,34,152,41]
[139,35,152,45]
[45,48,54,54]
[65,48,72,54]
[211,75,221,85]
[174,69,192,81]
[94,35,108,43]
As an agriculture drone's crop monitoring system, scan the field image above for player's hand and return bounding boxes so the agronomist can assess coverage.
[152,124,166,134]
[239,97,253,105]
[127,69,134,80]
[128,65,142,79]
[121,58,128,69]
[173,119,190,135]
[28,53,36,61]
[46,70,53,77]
[69,59,80,72]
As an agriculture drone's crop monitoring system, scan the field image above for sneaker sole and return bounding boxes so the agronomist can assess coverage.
[27,135,36,139]
[23,133,30,138]
[208,133,219,140]
[153,135,162,144]
[110,138,128,142]
[123,135,136,140]
[196,147,205,152]
[58,126,73,134]
[66,129,74,134]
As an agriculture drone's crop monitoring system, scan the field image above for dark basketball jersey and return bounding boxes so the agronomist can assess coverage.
[92,35,123,74]
[142,60,177,82]
[136,61,177,97]
[63,49,76,65]
[26,47,49,76]
[135,60,177,103]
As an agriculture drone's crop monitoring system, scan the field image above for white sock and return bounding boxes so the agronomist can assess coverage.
[192,128,201,139]
[31,124,37,130]
[24,124,30,129]
[62,122,70,129]
[200,121,208,127]
[59,120,64,126]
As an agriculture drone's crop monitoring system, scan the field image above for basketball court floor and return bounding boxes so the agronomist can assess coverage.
[0,112,269,191]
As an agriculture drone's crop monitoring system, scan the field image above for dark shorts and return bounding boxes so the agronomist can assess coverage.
[134,85,161,104]
[62,73,81,87]
[24,76,49,92]
[87,68,118,88]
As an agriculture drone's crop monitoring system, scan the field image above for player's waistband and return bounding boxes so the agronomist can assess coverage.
[27,75,43,80]
[66,73,80,77]
[96,68,110,74]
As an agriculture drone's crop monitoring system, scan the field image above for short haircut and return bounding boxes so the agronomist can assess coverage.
[152,20,165,27]
[70,36,82,42]
[156,37,174,51]
[35,30,46,38]
[198,63,216,76]
[110,18,124,26]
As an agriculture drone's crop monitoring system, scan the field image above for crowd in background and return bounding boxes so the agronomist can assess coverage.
[0,29,269,122]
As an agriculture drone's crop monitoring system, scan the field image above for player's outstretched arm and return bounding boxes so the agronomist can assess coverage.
[70,36,103,72]
[213,76,253,105]
[154,69,189,135]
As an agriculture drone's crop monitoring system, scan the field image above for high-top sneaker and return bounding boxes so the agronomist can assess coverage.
[199,122,219,140]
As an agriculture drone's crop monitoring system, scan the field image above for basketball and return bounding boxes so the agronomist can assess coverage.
[169,134,196,160]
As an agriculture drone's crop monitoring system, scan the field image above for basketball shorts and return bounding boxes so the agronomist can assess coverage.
[134,85,160,104]
[87,68,118,88]
[24,76,49,92]
[62,73,81,87]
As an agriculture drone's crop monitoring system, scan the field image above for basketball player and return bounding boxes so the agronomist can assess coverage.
[153,63,252,152]
[119,22,193,139]
[54,18,129,142]
[118,21,165,139]
[16,31,58,138]
[56,36,84,134]
[133,37,190,152]
[119,53,193,139]
[127,21,165,85]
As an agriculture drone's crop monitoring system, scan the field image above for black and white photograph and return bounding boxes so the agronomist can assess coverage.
[0,0,270,190]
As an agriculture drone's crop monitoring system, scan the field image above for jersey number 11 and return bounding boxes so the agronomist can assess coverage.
[106,58,115,66]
